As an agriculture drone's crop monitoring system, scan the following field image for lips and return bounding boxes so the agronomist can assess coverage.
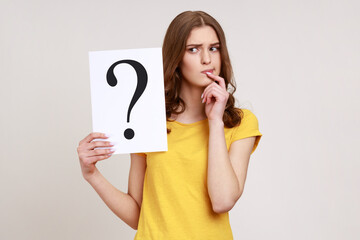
[201,69,214,74]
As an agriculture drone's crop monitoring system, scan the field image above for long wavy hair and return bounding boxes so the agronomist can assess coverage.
[163,11,243,133]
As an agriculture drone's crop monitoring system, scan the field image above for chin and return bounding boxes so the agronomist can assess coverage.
[197,81,212,88]
[202,76,213,84]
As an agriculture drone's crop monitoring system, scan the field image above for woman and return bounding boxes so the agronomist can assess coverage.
[77,10,262,239]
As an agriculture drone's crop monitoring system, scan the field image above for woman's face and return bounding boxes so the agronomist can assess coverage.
[179,25,221,88]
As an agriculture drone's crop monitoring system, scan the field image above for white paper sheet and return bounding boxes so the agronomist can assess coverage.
[89,48,167,155]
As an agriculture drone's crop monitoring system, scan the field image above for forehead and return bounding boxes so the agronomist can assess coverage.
[186,25,219,44]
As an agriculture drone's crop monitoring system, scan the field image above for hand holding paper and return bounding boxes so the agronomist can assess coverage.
[77,132,114,180]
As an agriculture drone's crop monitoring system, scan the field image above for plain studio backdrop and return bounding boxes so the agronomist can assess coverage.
[1,0,359,239]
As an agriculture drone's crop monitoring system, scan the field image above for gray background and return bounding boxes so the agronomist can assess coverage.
[1,0,359,239]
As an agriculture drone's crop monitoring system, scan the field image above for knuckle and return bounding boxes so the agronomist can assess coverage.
[77,147,85,154]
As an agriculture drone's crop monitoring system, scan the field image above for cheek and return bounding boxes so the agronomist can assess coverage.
[214,55,222,74]
[180,56,196,75]
[215,54,221,67]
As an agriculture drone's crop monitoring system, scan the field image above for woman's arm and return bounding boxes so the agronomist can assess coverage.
[86,169,141,230]
[207,121,255,213]
[201,73,255,213]
[207,120,239,213]
[77,132,145,230]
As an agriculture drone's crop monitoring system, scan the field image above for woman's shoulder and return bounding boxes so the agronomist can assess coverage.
[234,108,257,120]
[229,108,262,144]
[234,108,260,129]
[239,108,255,116]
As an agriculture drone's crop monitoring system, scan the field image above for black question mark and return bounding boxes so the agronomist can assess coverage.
[106,60,148,140]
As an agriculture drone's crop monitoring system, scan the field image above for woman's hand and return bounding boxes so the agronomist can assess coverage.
[201,72,229,122]
[77,132,115,181]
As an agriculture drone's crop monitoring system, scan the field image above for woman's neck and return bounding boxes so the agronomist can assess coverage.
[171,82,207,123]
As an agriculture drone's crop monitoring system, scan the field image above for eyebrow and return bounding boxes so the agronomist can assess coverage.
[186,42,220,47]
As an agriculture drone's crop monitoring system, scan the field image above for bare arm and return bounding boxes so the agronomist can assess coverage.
[202,73,255,214]
[207,120,241,213]
[77,132,145,230]
[86,169,140,230]
[207,120,256,214]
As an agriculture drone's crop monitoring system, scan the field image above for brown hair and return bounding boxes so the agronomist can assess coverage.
[163,11,243,133]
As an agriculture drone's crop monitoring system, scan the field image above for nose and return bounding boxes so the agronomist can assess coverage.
[201,50,211,65]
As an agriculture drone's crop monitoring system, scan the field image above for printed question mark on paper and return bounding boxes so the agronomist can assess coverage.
[106,60,148,140]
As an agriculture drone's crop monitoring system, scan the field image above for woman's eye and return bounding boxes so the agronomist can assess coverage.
[188,48,198,53]
[210,46,219,51]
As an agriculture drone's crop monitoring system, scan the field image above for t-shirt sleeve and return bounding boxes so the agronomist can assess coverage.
[231,109,262,154]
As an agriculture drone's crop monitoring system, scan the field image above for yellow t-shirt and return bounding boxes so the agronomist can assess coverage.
[134,109,262,240]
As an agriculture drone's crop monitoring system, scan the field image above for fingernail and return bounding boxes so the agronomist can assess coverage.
[201,93,203,98]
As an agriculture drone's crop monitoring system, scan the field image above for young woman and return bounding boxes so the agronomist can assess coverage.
[77,10,262,239]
